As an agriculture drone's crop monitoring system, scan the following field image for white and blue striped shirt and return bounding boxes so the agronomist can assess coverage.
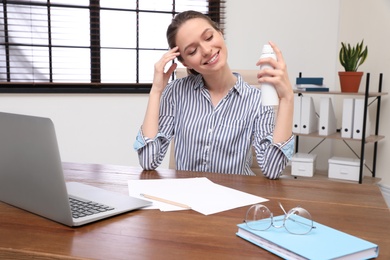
[134,72,294,179]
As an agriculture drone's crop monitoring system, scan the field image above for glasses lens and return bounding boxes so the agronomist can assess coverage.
[245,204,272,231]
[284,207,313,235]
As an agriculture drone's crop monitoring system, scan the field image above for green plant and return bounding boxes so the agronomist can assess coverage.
[339,40,368,71]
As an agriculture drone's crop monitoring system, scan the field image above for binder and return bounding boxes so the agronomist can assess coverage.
[318,97,337,136]
[353,99,370,139]
[292,95,302,134]
[341,98,355,138]
[300,96,318,134]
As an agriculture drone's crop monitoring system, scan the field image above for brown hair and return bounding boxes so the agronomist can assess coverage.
[166,10,221,75]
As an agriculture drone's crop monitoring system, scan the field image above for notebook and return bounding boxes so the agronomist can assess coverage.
[0,112,152,227]
[236,215,379,259]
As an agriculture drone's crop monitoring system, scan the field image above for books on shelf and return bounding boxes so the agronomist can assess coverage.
[295,77,329,92]
[236,215,379,260]
[296,77,323,85]
[295,86,329,92]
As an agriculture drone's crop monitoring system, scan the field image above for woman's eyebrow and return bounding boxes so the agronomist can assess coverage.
[183,28,213,53]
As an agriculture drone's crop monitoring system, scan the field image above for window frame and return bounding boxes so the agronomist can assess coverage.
[0,0,225,93]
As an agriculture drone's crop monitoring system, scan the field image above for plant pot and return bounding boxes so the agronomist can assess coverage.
[338,71,364,93]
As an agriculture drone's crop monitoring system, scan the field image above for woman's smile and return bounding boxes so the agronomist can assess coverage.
[204,51,220,65]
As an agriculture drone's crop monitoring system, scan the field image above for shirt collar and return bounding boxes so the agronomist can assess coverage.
[192,72,246,96]
[193,74,204,90]
[232,72,245,96]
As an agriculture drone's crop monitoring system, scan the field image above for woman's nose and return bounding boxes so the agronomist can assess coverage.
[200,43,212,57]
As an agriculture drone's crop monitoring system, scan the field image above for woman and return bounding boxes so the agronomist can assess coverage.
[134,10,294,179]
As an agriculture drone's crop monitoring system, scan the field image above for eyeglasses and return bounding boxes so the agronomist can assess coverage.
[244,202,316,235]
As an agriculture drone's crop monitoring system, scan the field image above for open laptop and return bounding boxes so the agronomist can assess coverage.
[0,111,151,226]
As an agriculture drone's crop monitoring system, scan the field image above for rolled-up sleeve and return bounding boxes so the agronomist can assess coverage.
[133,83,175,170]
[253,104,295,180]
[267,134,295,160]
[257,134,294,180]
[133,128,170,170]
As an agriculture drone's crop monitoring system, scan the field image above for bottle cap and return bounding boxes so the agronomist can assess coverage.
[262,44,274,54]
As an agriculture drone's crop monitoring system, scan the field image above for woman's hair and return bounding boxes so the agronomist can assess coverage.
[166,10,221,75]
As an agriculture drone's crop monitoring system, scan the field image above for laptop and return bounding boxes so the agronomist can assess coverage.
[0,112,151,227]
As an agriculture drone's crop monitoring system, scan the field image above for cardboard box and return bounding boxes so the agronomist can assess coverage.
[291,153,317,177]
[328,157,361,182]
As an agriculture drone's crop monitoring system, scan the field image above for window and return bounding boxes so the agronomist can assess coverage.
[0,0,225,93]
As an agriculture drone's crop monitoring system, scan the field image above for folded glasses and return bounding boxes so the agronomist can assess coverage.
[244,202,316,235]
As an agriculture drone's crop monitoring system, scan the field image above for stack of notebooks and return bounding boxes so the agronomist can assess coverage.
[295,77,329,92]
[236,215,379,259]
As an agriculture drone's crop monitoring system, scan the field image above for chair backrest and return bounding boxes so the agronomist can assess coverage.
[169,68,262,174]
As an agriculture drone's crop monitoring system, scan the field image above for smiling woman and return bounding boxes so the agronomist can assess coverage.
[0,0,225,93]
[134,10,295,180]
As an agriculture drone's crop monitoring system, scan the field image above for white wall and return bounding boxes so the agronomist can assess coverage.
[0,94,152,167]
[1,0,389,186]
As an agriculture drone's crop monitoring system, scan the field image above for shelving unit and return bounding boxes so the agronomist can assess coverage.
[294,73,387,184]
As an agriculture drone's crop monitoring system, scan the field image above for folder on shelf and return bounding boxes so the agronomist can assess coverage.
[353,98,371,140]
[341,98,355,138]
[318,97,337,136]
[293,95,302,134]
[300,96,318,134]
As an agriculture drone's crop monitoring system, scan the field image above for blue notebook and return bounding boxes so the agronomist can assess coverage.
[296,77,324,85]
[236,215,379,260]
[296,87,329,92]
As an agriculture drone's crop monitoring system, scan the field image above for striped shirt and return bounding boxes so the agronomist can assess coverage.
[134,72,294,179]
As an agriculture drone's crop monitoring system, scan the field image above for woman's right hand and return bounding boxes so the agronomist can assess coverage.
[152,46,180,94]
[142,47,180,138]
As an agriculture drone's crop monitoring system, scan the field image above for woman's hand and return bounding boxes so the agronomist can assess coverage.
[152,46,181,94]
[256,41,293,102]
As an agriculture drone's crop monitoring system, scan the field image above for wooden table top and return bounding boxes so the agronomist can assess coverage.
[0,162,389,259]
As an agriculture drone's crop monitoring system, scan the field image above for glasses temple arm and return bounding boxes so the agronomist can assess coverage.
[279,202,316,228]
[278,202,288,215]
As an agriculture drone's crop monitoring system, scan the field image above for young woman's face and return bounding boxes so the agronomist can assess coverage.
[175,18,227,75]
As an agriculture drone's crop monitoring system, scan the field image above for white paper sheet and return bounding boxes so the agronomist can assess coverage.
[128,177,268,215]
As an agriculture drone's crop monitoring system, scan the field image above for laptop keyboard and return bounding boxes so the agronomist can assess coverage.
[69,197,115,219]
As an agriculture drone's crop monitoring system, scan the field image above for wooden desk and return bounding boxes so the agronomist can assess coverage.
[0,162,389,259]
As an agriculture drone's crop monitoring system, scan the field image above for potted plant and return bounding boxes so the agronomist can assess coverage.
[338,40,368,92]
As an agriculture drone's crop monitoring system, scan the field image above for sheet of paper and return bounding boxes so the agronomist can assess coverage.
[128,177,268,215]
